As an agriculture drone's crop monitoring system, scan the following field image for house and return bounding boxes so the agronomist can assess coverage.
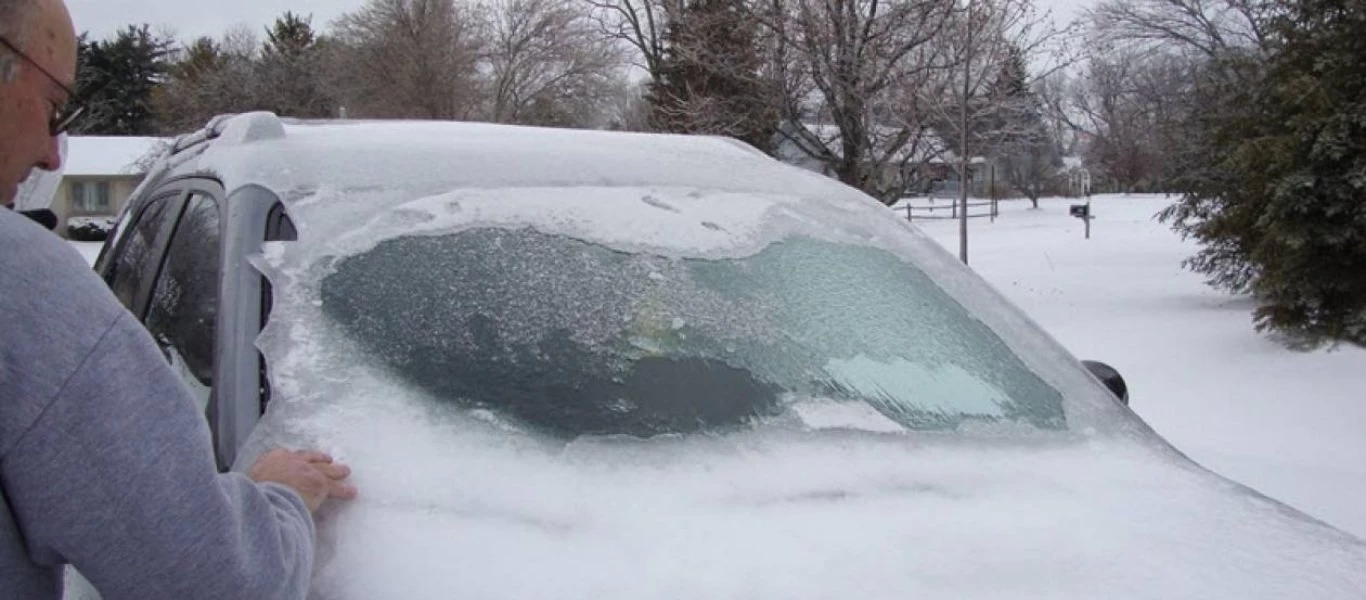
[773,120,991,198]
[51,136,165,237]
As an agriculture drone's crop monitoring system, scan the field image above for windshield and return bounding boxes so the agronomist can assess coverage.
[320,227,1066,439]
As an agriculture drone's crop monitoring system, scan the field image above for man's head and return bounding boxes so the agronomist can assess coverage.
[0,0,76,207]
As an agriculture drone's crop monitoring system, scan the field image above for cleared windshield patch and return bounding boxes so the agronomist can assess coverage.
[821,357,1012,426]
[320,227,1065,439]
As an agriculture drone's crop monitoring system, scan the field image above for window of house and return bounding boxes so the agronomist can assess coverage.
[71,180,112,213]
[145,194,222,406]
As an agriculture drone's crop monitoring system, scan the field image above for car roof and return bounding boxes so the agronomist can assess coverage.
[153,112,866,207]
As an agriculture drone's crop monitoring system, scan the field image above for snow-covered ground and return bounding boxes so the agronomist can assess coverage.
[71,241,103,266]
[909,194,1366,539]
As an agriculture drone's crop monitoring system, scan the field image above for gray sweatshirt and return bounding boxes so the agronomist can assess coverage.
[0,209,315,599]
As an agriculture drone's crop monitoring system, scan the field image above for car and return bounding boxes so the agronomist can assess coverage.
[91,112,1366,599]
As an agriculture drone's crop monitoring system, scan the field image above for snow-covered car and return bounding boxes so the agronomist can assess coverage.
[92,112,1366,599]
[65,215,117,242]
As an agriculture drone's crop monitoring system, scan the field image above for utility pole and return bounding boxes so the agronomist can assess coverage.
[958,0,974,265]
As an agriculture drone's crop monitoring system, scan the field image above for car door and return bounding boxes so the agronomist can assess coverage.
[97,177,226,423]
[100,178,289,471]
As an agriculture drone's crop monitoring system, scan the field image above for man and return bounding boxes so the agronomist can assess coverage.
[1,1,357,598]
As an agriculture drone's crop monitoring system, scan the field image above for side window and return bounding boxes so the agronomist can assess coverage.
[145,194,221,410]
[105,193,180,311]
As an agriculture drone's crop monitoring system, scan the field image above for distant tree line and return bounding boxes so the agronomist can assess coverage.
[73,0,1072,207]
[73,4,632,136]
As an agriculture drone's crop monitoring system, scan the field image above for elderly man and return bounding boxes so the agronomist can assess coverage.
[1,1,356,598]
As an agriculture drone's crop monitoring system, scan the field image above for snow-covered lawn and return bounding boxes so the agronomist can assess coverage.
[71,241,103,266]
[911,194,1366,539]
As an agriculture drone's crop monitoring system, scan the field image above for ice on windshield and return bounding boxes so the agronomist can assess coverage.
[246,183,1139,458]
[314,224,1063,438]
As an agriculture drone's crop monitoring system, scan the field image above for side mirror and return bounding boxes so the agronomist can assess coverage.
[1082,360,1129,406]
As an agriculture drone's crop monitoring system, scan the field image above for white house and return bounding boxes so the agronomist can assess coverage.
[13,136,167,237]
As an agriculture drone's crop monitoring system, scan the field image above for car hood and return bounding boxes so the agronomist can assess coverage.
[238,402,1366,600]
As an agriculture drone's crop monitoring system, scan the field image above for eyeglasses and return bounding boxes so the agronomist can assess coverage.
[0,36,86,136]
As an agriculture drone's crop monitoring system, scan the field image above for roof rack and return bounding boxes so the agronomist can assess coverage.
[214,112,287,146]
[168,112,287,156]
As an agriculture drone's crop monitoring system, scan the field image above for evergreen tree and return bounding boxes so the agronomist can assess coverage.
[259,12,333,118]
[74,25,173,135]
[989,45,1058,207]
[1161,0,1366,347]
[646,0,778,153]
[154,35,263,134]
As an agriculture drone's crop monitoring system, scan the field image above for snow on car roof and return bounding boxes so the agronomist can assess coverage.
[189,113,899,260]
[192,114,863,205]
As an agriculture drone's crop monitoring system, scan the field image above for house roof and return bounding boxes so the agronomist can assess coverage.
[64,136,167,177]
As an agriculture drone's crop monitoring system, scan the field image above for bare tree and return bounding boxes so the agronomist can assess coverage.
[920,0,1075,261]
[485,0,628,127]
[330,0,486,120]
[1088,0,1274,58]
[154,27,267,134]
[769,0,958,201]
[603,79,653,130]
[1058,41,1198,193]
[1066,0,1274,195]
[584,0,680,84]
[1033,69,1080,156]
[1072,49,1152,191]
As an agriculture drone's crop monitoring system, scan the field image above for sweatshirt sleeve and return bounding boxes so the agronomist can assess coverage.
[0,312,315,600]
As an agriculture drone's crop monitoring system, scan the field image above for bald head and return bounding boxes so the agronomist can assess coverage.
[0,1,35,81]
[0,0,75,205]
[25,0,76,81]
[0,1,37,41]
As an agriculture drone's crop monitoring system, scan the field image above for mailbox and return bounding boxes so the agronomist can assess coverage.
[1069,204,1090,219]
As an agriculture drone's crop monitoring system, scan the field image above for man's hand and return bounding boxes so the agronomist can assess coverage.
[248,449,358,512]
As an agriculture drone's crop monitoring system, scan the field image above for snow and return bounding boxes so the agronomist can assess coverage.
[63,136,166,177]
[195,119,853,207]
[236,327,1366,599]
[291,431,1365,600]
[229,178,1365,596]
[911,194,1366,539]
[70,241,103,266]
[14,135,66,211]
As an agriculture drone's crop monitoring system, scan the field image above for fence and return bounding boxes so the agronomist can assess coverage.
[899,193,999,223]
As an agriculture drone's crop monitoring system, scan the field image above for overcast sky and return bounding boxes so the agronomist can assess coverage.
[69,0,1098,42]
